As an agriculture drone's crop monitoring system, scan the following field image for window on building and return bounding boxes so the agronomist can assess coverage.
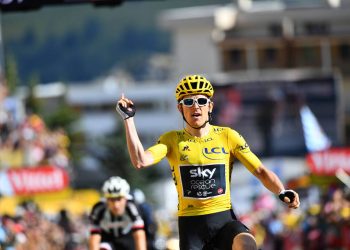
[222,47,246,71]
[296,45,321,67]
[339,44,350,61]
[265,47,278,63]
[227,48,246,70]
[259,47,281,69]
[269,24,283,37]
[304,22,329,35]
[230,49,242,65]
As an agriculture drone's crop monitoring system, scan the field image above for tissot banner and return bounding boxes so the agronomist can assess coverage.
[306,148,350,175]
[0,166,69,196]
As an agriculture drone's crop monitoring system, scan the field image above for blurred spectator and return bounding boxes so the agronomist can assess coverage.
[215,87,242,126]
[256,88,285,156]
[0,215,17,250]
[57,209,77,250]
[0,80,70,170]
[301,204,324,250]
[0,110,70,169]
[267,213,284,250]
[323,188,347,249]
[132,188,158,250]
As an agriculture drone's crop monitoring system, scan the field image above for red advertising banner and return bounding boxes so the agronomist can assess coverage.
[5,166,70,195]
[306,148,350,175]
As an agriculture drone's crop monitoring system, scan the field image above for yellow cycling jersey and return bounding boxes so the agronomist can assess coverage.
[147,125,262,216]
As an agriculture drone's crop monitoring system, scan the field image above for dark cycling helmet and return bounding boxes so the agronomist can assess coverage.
[102,176,130,199]
[175,75,214,101]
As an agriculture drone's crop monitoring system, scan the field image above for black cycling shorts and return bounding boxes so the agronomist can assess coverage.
[178,209,251,250]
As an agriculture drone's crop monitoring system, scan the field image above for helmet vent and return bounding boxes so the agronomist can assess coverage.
[191,82,198,90]
[184,82,190,90]
[109,187,121,193]
[199,81,204,89]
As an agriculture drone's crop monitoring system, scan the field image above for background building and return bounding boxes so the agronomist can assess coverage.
[159,1,350,146]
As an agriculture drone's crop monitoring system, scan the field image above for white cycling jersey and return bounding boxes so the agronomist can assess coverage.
[89,199,144,245]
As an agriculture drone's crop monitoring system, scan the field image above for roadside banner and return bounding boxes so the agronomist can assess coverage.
[0,166,70,196]
[306,148,350,175]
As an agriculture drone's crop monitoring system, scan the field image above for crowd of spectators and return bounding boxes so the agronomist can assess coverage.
[2,185,349,250]
[0,201,89,250]
[0,83,82,249]
[0,84,70,170]
[156,184,350,250]
[241,185,350,250]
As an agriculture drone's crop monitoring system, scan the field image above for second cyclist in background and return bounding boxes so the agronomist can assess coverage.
[88,176,147,250]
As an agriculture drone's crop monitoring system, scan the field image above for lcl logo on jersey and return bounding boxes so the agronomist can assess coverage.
[202,147,229,160]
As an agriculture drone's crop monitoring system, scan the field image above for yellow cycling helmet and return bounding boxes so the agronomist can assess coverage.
[175,75,214,101]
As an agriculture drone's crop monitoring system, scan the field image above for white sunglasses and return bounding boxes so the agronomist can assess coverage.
[179,97,211,107]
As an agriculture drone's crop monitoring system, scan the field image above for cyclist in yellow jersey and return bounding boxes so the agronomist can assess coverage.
[116,75,300,250]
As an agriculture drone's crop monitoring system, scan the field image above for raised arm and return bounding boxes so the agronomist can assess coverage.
[124,117,155,168]
[116,94,155,169]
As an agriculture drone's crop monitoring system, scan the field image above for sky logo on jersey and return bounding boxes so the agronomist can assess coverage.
[180,164,226,199]
[190,167,216,178]
[202,147,229,160]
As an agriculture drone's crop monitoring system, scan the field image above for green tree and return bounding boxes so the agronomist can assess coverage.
[4,54,20,94]
[25,73,42,114]
[95,122,163,190]
[43,102,84,166]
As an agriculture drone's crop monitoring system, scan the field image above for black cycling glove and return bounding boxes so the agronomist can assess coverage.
[116,103,136,120]
[278,190,296,203]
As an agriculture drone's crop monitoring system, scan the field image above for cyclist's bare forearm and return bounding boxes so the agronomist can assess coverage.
[253,165,300,208]
[253,165,284,194]
[124,118,154,168]
[88,234,101,250]
[133,229,147,250]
